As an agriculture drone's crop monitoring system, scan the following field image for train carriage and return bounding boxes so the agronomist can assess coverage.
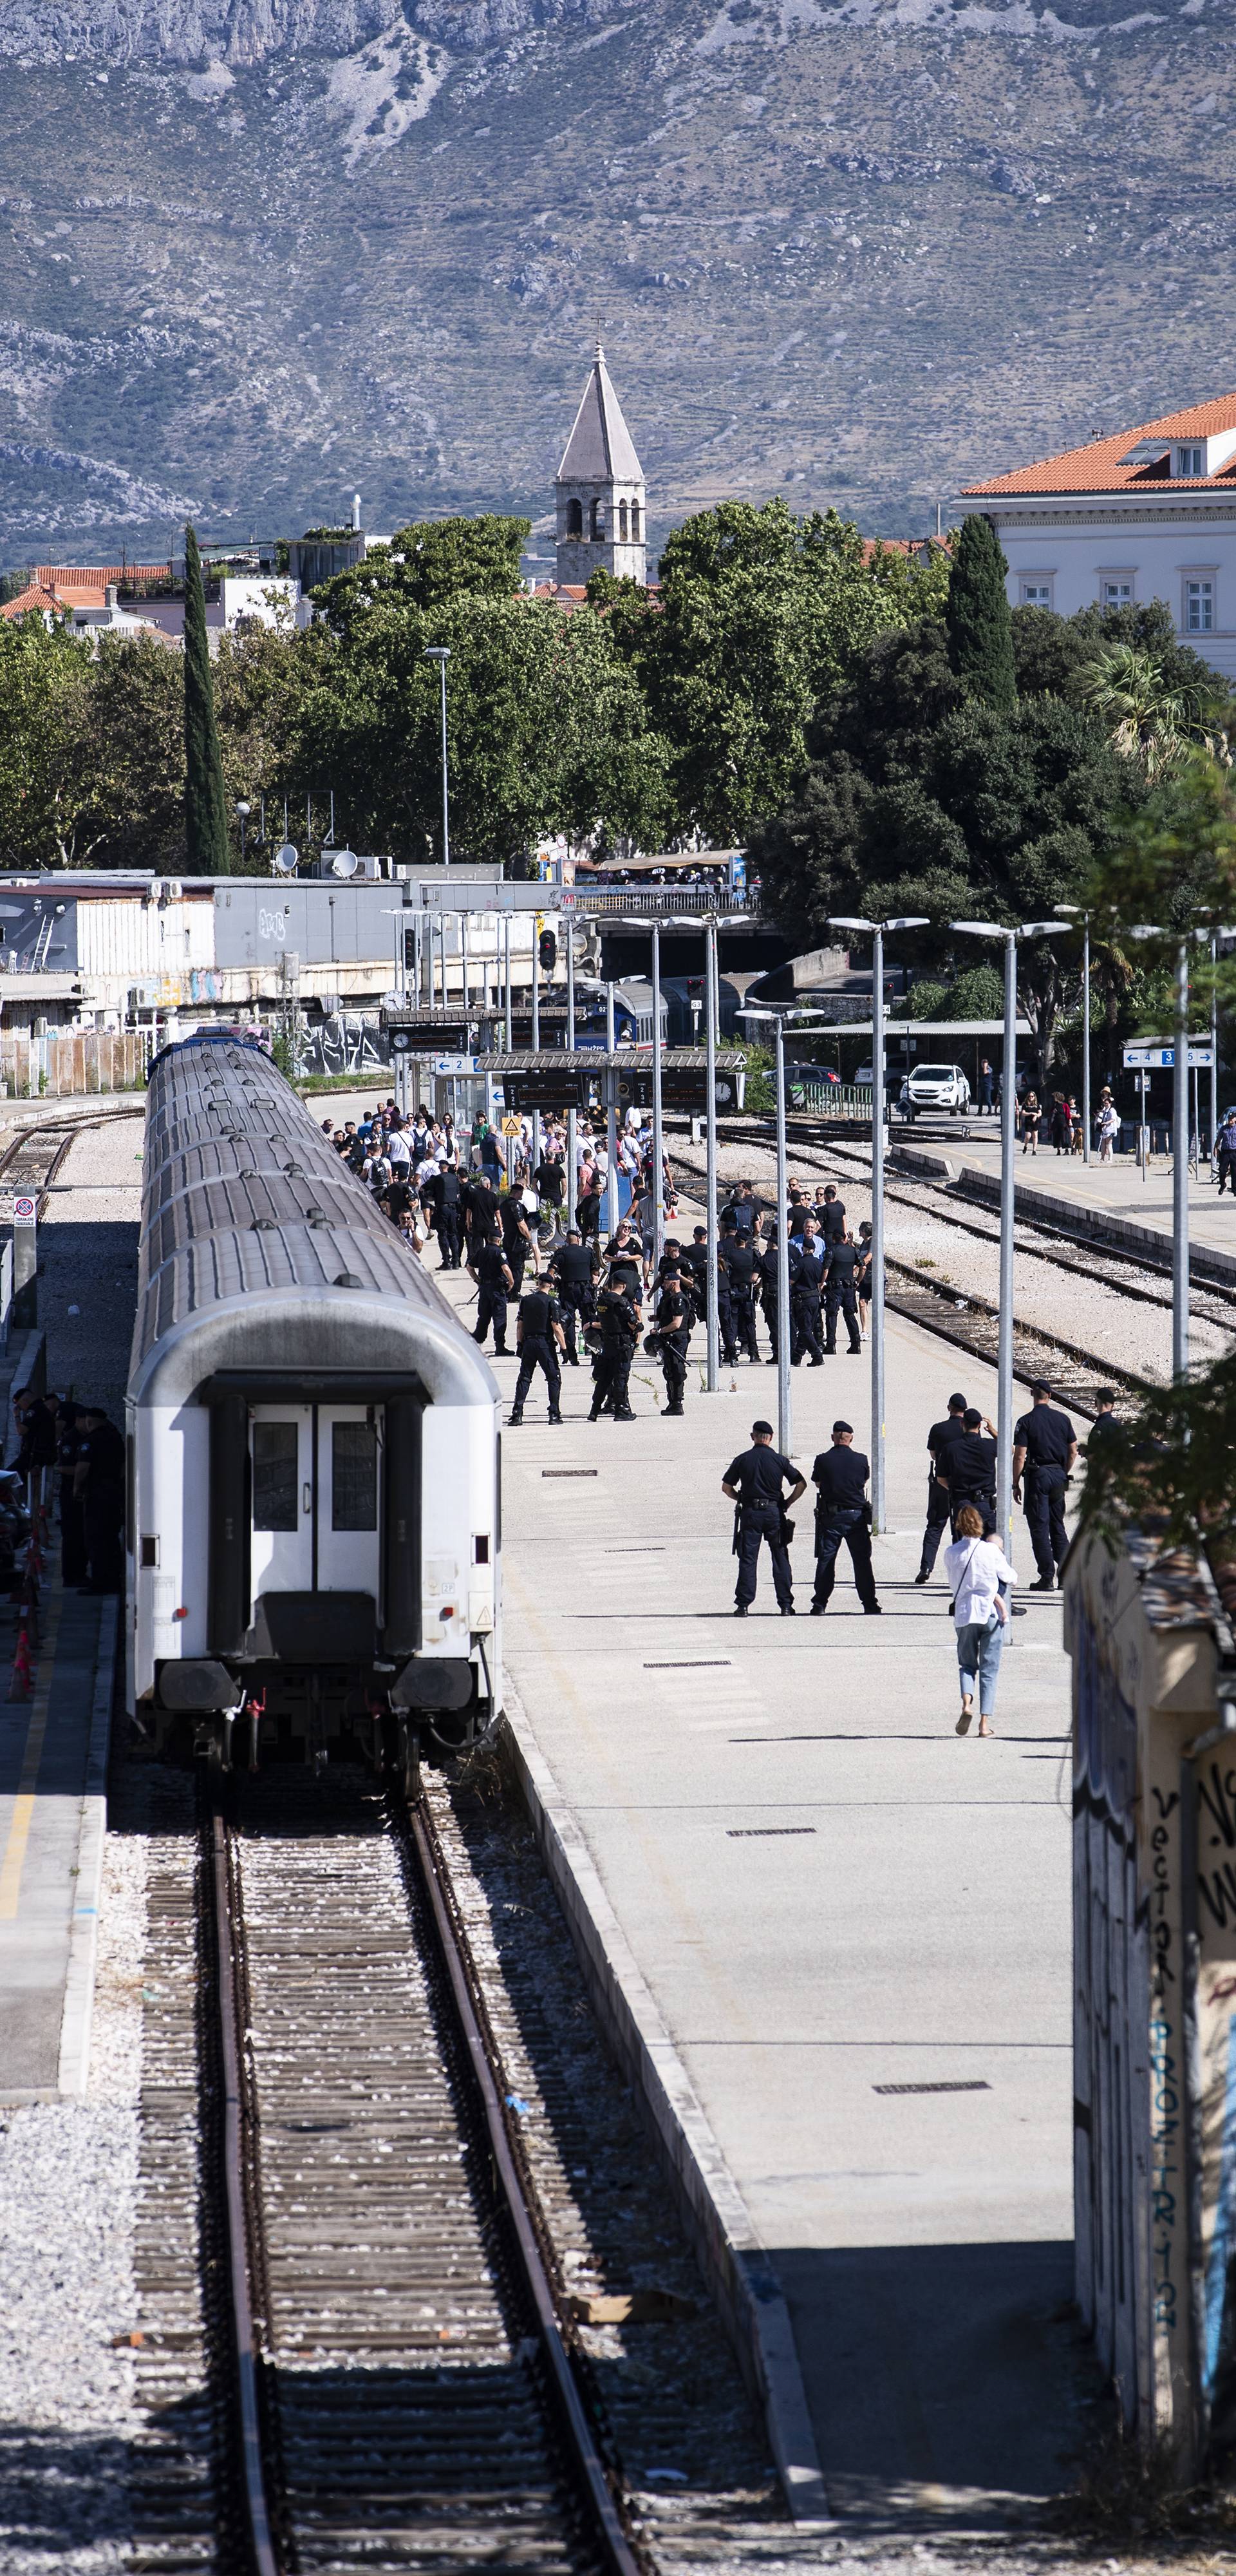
[127,1037,500,1779]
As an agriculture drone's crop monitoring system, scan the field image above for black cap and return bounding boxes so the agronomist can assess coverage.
[948,1392,967,1410]
[832,1419,853,1436]
[752,1419,774,1437]
[1096,1388,1117,1407]
[1031,1378,1053,1397]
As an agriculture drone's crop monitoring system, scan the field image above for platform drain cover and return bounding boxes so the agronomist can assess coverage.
[872,2079,991,2095]
[542,1468,598,1477]
[727,1826,816,1838]
[645,1659,732,1669]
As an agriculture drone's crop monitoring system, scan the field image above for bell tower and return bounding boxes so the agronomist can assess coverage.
[554,345,647,587]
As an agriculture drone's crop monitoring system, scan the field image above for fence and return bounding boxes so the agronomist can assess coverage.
[0,1032,152,1097]
[1065,1528,1236,2470]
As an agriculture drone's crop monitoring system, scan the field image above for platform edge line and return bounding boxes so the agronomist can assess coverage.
[500,1678,832,2529]
[57,1597,118,2101]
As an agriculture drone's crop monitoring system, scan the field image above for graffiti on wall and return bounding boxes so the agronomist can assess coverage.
[297,1014,393,1079]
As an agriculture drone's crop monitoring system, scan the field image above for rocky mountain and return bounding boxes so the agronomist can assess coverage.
[0,0,1233,567]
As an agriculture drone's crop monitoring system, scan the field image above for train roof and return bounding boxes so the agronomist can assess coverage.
[131,1041,493,1404]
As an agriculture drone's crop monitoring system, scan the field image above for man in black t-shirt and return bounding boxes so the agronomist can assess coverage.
[589,1285,641,1422]
[1013,1380,1078,1587]
[817,1184,846,1243]
[917,1392,968,1581]
[722,1423,805,1615]
[468,1227,514,1356]
[465,1173,500,1264]
[720,1231,760,1363]
[426,1162,463,1267]
[810,1423,880,1613]
[653,1271,693,1415]
[754,1228,782,1365]
[500,1191,535,1299]
[509,1285,565,1425]
[941,1410,998,1534]
[789,1220,827,1365]
[825,1236,863,1355]
[548,1229,597,1365]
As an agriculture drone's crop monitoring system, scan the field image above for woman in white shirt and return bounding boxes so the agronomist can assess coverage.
[943,1504,1017,1738]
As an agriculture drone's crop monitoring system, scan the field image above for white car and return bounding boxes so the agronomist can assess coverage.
[901,1062,971,1119]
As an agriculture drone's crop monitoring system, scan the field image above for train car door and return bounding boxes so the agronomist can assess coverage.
[250,1405,313,1593]
[317,1406,380,1595]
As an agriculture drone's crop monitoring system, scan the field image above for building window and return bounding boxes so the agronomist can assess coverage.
[1020,580,1052,608]
[1177,446,1204,478]
[631,499,641,542]
[619,499,628,540]
[1101,578,1134,611]
[1185,577,1215,634]
[566,498,583,539]
[589,498,603,540]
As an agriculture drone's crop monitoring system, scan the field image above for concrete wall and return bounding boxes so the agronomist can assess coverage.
[988,501,1236,679]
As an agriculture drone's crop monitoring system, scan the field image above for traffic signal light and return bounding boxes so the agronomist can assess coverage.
[539,930,557,974]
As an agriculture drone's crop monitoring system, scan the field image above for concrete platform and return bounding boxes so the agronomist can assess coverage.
[0,1584,117,2105]
[894,1123,1236,1285]
[433,1247,1091,2532]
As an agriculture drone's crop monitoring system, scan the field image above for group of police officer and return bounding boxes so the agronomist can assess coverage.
[914,1378,1092,1590]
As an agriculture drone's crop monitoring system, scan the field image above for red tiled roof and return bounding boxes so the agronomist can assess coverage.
[964,393,1236,497]
[35,560,169,589]
[0,582,59,621]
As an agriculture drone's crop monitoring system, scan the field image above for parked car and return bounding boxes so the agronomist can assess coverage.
[900,1062,971,1119]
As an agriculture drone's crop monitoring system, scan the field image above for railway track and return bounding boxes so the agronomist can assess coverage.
[200,1766,642,2576]
[0,1104,144,1211]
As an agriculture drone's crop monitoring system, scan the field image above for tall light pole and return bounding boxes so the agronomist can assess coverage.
[952,920,1071,1554]
[236,799,250,866]
[566,918,578,1229]
[422,645,451,868]
[704,916,719,1392]
[828,915,928,1534]
[1174,936,1190,1383]
[740,1006,834,1459]
[1058,905,1092,1161]
[651,920,665,1271]
[606,978,620,1239]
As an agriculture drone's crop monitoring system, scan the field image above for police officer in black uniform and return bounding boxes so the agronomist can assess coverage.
[590,1282,641,1421]
[818,1184,846,1243]
[468,1225,514,1356]
[720,1229,760,1363]
[754,1226,782,1365]
[74,1406,126,1594]
[465,1169,500,1265]
[825,1233,863,1355]
[427,1161,464,1268]
[789,1218,827,1365]
[1013,1380,1077,1587]
[508,1281,566,1425]
[500,1189,535,1300]
[54,1398,88,1586]
[915,1392,968,1582]
[941,1408,998,1533]
[548,1227,597,1365]
[810,1421,881,1614]
[1085,1390,1120,1451]
[682,1226,709,1331]
[722,1421,805,1616]
[653,1268,693,1415]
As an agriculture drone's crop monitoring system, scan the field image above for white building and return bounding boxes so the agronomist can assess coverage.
[554,345,648,587]
[962,392,1236,677]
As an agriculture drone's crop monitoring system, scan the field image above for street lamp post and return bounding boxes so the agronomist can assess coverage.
[606,978,620,1239]
[704,916,719,1392]
[651,920,665,1271]
[422,646,451,868]
[1174,936,1190,1383]
[952,919,1072,1555]
[829,915,928,1533]
[740,1005,834,1458]
[1059,905,1092,1162]
[566,921,578,1231]
[236,799,250,866]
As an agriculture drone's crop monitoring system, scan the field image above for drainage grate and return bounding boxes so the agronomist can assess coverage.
[644,1659,733,1670]
[727,1826,817,1839]
[872,2079,991,2096]
[541,1469,598,1478]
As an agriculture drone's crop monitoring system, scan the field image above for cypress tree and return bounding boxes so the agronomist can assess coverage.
[946,513,1017,711]
[183,523,231,873]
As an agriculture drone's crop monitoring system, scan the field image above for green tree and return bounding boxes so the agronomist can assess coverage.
[1076,642,1224,782]
[0,615,91,865]
[183,524,230,875]
[317,515,530,642]
[946,514,1016,711]
[1011,597,1224,706]
[72,632,187,866]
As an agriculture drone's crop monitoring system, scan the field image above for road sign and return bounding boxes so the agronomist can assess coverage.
[1122,1043,1215,1070]
[13,1195,35,1223]
[431,1054,476,1075]
[501,1114,522,1138]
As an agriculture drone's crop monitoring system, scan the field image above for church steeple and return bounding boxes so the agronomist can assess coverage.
[554,345,648,586]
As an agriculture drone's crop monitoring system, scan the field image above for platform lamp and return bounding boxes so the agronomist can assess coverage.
[1056,905,1092,1164]
[950,919,1072,1551]
[738,1005,837,1460]
[422,646,451,869]
[827,915,928,1535]
[1126,922,1206,1383]
[235,799,251,866]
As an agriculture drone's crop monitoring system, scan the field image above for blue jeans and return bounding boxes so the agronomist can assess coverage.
[957,1614,1004,1714]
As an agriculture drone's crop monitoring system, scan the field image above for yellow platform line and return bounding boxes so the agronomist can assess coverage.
[0,1595,64,1922]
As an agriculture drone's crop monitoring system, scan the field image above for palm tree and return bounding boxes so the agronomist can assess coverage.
[1076,643,1226,782]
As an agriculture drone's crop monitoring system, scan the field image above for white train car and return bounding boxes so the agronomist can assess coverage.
[127,1036,500,1778]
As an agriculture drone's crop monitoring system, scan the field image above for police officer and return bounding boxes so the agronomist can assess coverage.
[590,1281,641,1422]
[548,1227,597,1365]
[468,1224,514,1356]
[789,1218,827,1365]
[682,1226,710,1331]
[810,1421,881,1615]
[818,1184,846,1243]
[720,1229,760,1363]
[754,1226,782,1365]
[54,1399,88,1586]
[1013,1379,1078,1589]
[465,1168,500,1265]
[500,1189,536,1300]
[941,1408,998,1533]
[825,1233,863,1356]
[508,1280,566,1426]
[915,1392,969,1582]
[722,1421,805,1616]
[653,1268,693,1416]
[427,1159,464,1268]
[73,1405,125,1595]
[1085,1390,1120,1452]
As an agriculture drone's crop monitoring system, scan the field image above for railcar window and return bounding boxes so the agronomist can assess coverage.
[252,1422,299,1530]
[332,1421,378,1530]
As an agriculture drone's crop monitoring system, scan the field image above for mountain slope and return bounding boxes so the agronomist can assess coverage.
[0,0,1233,564]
